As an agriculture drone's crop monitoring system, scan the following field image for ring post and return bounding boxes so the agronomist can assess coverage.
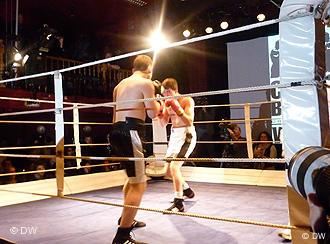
[54,71,65,197]
[73,104,82,169]
[280,1,330,243]
[244,103,253,159]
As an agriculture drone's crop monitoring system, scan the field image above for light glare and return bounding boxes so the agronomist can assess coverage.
[148,31,169,51]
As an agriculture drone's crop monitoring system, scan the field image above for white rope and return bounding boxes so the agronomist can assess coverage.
[0,80,315,117]
[0,96,114,107]
[0,162,121,177]
[0,12,312,85]
[0,153,286,163]
[195,100,280,108]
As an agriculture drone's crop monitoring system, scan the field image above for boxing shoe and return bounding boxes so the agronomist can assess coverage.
[166,198,184,212]
[118,217,146,228]
[183,187,195,199]
[112,227,147,244]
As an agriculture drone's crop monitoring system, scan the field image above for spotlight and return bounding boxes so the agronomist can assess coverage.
[14,52,22,62]
[148,30,169,52]
[257,13,266,22]
[220,21,229,30]
[183,29,191,38]
[205,27,213,34]
[46,34,52,40]
[13,49,29,66]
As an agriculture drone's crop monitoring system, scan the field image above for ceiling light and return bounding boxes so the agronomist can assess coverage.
[220,21,229,30]
[148,31,169,52]
[183,29,191,38]
[205,27,213,34]
[257,13,266,22]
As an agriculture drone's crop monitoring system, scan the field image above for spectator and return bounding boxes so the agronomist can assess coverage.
[220,123,248,168]
[222,123,248,158]
[65,147,76,176]
[253,131,277,170]
[0,158,17,184]
[80,161,93,174]
[31,162,47,180]
[253,131,277,158]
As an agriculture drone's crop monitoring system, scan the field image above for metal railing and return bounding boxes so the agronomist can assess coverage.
[4,55,131,98]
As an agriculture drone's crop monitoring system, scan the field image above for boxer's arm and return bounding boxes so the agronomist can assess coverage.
[143,81,162,119]
[180,97,194,126]
[158,107,170,127]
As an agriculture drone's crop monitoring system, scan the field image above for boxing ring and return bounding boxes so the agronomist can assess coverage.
[0,0,330,243]
[0,180,287,244]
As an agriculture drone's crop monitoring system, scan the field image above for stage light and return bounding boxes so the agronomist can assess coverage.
[220,21,229,30]
[183,29,191,38]
[13,49,29,66]
[14,52,22,62]
[205,27,213,34]
[148,30,169,52]
[257,13,266,22]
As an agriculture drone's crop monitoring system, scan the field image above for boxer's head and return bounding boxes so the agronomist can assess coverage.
[133,55,153,79]
[162,78,178,97]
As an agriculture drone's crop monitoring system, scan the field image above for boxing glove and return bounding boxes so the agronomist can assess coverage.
[152,80,162,96]
[165,99,184,116]
[156,95,165,116]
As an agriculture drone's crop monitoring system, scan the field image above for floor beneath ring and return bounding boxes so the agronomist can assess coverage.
[0,180,289,244]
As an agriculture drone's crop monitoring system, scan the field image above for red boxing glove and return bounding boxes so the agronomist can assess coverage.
[157,100,165,116]
[165,99,184,116]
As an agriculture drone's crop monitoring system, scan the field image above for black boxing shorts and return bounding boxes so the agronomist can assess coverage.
[109,117,147,183]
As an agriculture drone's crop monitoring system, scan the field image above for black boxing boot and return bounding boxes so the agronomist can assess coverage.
[166,198,184,212]
[183,187,195,199]
[112,227,147,244]
[117,217,146,229]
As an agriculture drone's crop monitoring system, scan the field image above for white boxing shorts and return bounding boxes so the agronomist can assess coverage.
[165,126,197,159]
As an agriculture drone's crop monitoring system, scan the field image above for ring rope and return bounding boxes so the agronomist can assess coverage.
[0,153,286,163]
[0,143,111,151]
[0,120,114,125]
[0,94,277,109]
[195,100,280,109]
[0,11,311,85]
[0,117,273,125]
[0,145,56,151]
[0,188,297,230]
[2,116,270,128]
[0,80,314,117]
[0,140,282,151]
[0,96,114,107]
[192,118,274,124]
[0,162,120,177]
[146,140,282,144]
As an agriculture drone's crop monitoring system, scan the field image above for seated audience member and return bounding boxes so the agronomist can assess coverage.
[253,131,277,170]
[0,158,17,184]
[253,131,277,158]
[30,162,47,181]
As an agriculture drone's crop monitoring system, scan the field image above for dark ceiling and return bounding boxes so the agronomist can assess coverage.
[0,0,282,60]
